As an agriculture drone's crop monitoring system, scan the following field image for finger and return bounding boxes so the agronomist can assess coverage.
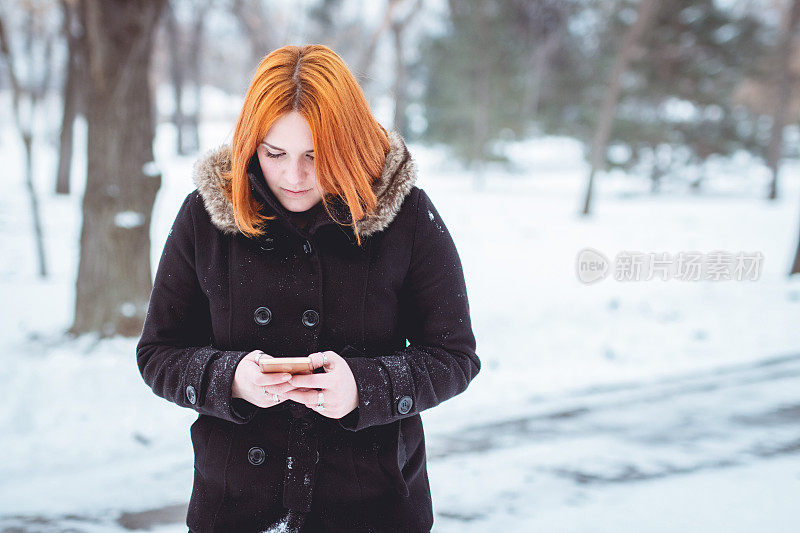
[287,373,332,389]
[282,388,323,407]
[310,403,333,418]
[265,382,297,395]
[253,372,293,386]
[309,352,325,370]
[309,351,337,372]
[260,390,285,405]
[246,350,272,363]
[250,393,277,409]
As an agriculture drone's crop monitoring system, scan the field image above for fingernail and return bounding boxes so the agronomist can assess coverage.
[283,374,292,381]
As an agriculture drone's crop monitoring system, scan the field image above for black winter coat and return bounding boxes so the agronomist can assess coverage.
[136,130,480,532]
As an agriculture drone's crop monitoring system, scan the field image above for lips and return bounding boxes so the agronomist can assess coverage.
[283,188,310,196]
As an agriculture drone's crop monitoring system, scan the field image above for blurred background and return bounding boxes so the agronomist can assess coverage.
[1,0,800,531]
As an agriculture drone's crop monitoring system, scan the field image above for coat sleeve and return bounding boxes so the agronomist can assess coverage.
[136,191,258,424]
[339,188,480,431]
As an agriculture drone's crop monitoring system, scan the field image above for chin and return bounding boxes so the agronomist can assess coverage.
[283,199,318,212]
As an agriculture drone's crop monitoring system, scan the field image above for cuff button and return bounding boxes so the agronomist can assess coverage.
[397,395,413,415]
[185,385,197,405]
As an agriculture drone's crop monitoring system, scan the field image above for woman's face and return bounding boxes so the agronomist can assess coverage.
[256,110,323,212]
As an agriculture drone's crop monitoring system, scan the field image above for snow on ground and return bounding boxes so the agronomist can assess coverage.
[1,89,799,531]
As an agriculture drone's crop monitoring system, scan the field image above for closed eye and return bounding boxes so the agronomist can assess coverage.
[265,151,314,160]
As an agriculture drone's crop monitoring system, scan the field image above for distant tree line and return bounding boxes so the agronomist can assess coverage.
[0,0,798,339]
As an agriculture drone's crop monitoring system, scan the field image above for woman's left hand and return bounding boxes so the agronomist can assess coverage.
[282,351,359,419]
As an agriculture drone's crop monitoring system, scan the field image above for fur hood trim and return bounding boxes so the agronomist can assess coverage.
[191,130,418,238]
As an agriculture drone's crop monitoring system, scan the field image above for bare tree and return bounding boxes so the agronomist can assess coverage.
[786,1,800,275]
[56,0,87,195]
[446,0,493,190]
[183,1,209,153]
[70,0,167,337]
[164,2,187,153]
[162,0,210,155]
[767,0,800,201]
[231,0,281,64]
[355,0,401,90]
[581,0,660,216]
[0,5,58,277]
[390,0,422,137]
[510,0,568,119]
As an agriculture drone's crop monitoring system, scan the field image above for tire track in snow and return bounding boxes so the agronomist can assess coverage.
[428,353,800,484]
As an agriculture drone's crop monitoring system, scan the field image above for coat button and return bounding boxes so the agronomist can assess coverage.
[248,446,266,466]
[254,306,272,326]
[301,309,319,327]
[185,385,197,405]
[303,240,313,254]
[397,395,413,415]
[259,237,275,251]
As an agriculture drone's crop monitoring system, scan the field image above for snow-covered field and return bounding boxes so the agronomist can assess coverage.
[1,91,799,531]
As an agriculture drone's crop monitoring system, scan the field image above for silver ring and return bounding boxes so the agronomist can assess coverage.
[272,393,280,403]
[316,391,324,409]
[256,351,265,366]
[322,352,328,366]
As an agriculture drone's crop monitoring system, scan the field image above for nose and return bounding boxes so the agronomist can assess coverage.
[285,158,309,188]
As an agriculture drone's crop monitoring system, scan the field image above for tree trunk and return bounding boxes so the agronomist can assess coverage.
[390,0,421,138]
[522,26,562,119]
[650,163,664,193]
[27,16,53,278]
[767,0,799,201]
[70,0,166,338]
[791,209,800,274]
[391,22,408,137]
[183,4,208,154]
[231,0,277,66]
[24,134,48,278]
[472,64,490,192]
[0,12,49,277]
[581,0,659,216]
[165,2,187,155]
[471,4,491,191]
[355,0,401,90]
[789,3,800,273]
[56,0,87,195]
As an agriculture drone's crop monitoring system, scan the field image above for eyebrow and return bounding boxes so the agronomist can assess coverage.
[261,141,314,153]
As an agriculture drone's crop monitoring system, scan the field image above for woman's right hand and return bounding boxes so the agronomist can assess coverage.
[231,350,296,408]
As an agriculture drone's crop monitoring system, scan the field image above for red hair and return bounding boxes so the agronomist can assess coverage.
[223,44,390,246]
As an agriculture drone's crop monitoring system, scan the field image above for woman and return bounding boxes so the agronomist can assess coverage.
[136,44,479,533]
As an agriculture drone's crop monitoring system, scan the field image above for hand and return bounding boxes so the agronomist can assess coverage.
[231,350,297,408]
[282,351,359,419]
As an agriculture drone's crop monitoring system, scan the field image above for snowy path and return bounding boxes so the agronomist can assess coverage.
[3,353,799,532]
[430,352,800,531]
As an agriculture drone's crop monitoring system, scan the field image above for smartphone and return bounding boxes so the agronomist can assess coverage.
[258,356,314,375]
